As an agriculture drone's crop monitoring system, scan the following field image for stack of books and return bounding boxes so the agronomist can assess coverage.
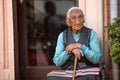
[47,67,100,78]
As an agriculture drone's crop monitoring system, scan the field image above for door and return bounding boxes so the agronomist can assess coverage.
[14,0,76,80]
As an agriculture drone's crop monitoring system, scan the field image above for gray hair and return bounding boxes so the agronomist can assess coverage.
[66,7,84,26]
[66,7,83,19]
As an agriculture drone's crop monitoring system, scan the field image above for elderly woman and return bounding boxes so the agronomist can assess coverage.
[47,7,102,80]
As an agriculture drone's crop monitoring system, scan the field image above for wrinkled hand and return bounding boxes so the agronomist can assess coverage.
[72,49,83,59]
[65,43,82,54]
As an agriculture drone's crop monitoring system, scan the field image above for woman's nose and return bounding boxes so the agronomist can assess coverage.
[76,19,80,24]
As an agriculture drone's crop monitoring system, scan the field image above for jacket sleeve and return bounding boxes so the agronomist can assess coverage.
[53,32,71,67]
[81,30,102,64]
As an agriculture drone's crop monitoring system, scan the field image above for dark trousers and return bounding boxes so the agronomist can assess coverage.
[46,75,100,80]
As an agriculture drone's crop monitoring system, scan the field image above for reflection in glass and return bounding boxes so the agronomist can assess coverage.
[27,0,74,66]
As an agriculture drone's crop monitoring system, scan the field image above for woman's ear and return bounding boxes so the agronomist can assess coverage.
[66,18,70,26]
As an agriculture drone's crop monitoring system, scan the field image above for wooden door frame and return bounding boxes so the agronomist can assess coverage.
[13,0,28,79]
[13,0,77,80]
[12,0,19,79]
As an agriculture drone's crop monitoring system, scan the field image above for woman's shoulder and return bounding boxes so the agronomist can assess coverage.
[58,32,64,38]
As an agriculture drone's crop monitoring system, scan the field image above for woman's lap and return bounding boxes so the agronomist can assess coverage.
[46,75,100,80]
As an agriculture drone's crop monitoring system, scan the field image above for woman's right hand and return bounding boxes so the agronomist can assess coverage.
[72,49,83,59]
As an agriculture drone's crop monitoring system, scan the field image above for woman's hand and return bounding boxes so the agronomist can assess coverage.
[65,43,82,54]
[72,49,83,59]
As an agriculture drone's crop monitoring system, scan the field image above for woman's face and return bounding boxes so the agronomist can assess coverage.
[68,9,84,34]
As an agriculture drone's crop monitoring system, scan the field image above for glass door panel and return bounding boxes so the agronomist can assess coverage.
[27,0,74,66]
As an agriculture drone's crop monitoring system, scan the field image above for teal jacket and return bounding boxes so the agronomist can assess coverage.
[53,29,102,67]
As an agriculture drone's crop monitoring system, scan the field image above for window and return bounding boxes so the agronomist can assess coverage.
[27,0,74,66]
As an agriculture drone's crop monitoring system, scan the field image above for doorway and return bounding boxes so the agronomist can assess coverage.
[13,0,76,80]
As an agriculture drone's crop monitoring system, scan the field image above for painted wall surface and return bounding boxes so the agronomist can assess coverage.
[78,0,103,51]
[0,0,4,79]
[78,0,105,79]
[0,0,14,80]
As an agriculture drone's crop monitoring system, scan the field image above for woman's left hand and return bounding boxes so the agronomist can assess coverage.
[65,43,82,54]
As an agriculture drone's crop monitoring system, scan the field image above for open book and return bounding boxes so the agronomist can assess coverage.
[47,67,100,78]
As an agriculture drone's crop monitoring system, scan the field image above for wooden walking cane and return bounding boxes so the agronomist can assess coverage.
[72,56,77,80]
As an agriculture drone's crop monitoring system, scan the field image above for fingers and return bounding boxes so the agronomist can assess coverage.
[65,43,80,53]
[65,44,73,53]
[65,43,82,56]
[73,49,83,59]
[65,47,72,54]
[80,50,84,57]
[78,50,84,59]
[74,52,80,59]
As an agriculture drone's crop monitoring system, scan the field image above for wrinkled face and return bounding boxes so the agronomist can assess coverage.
[68,9,84,34]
